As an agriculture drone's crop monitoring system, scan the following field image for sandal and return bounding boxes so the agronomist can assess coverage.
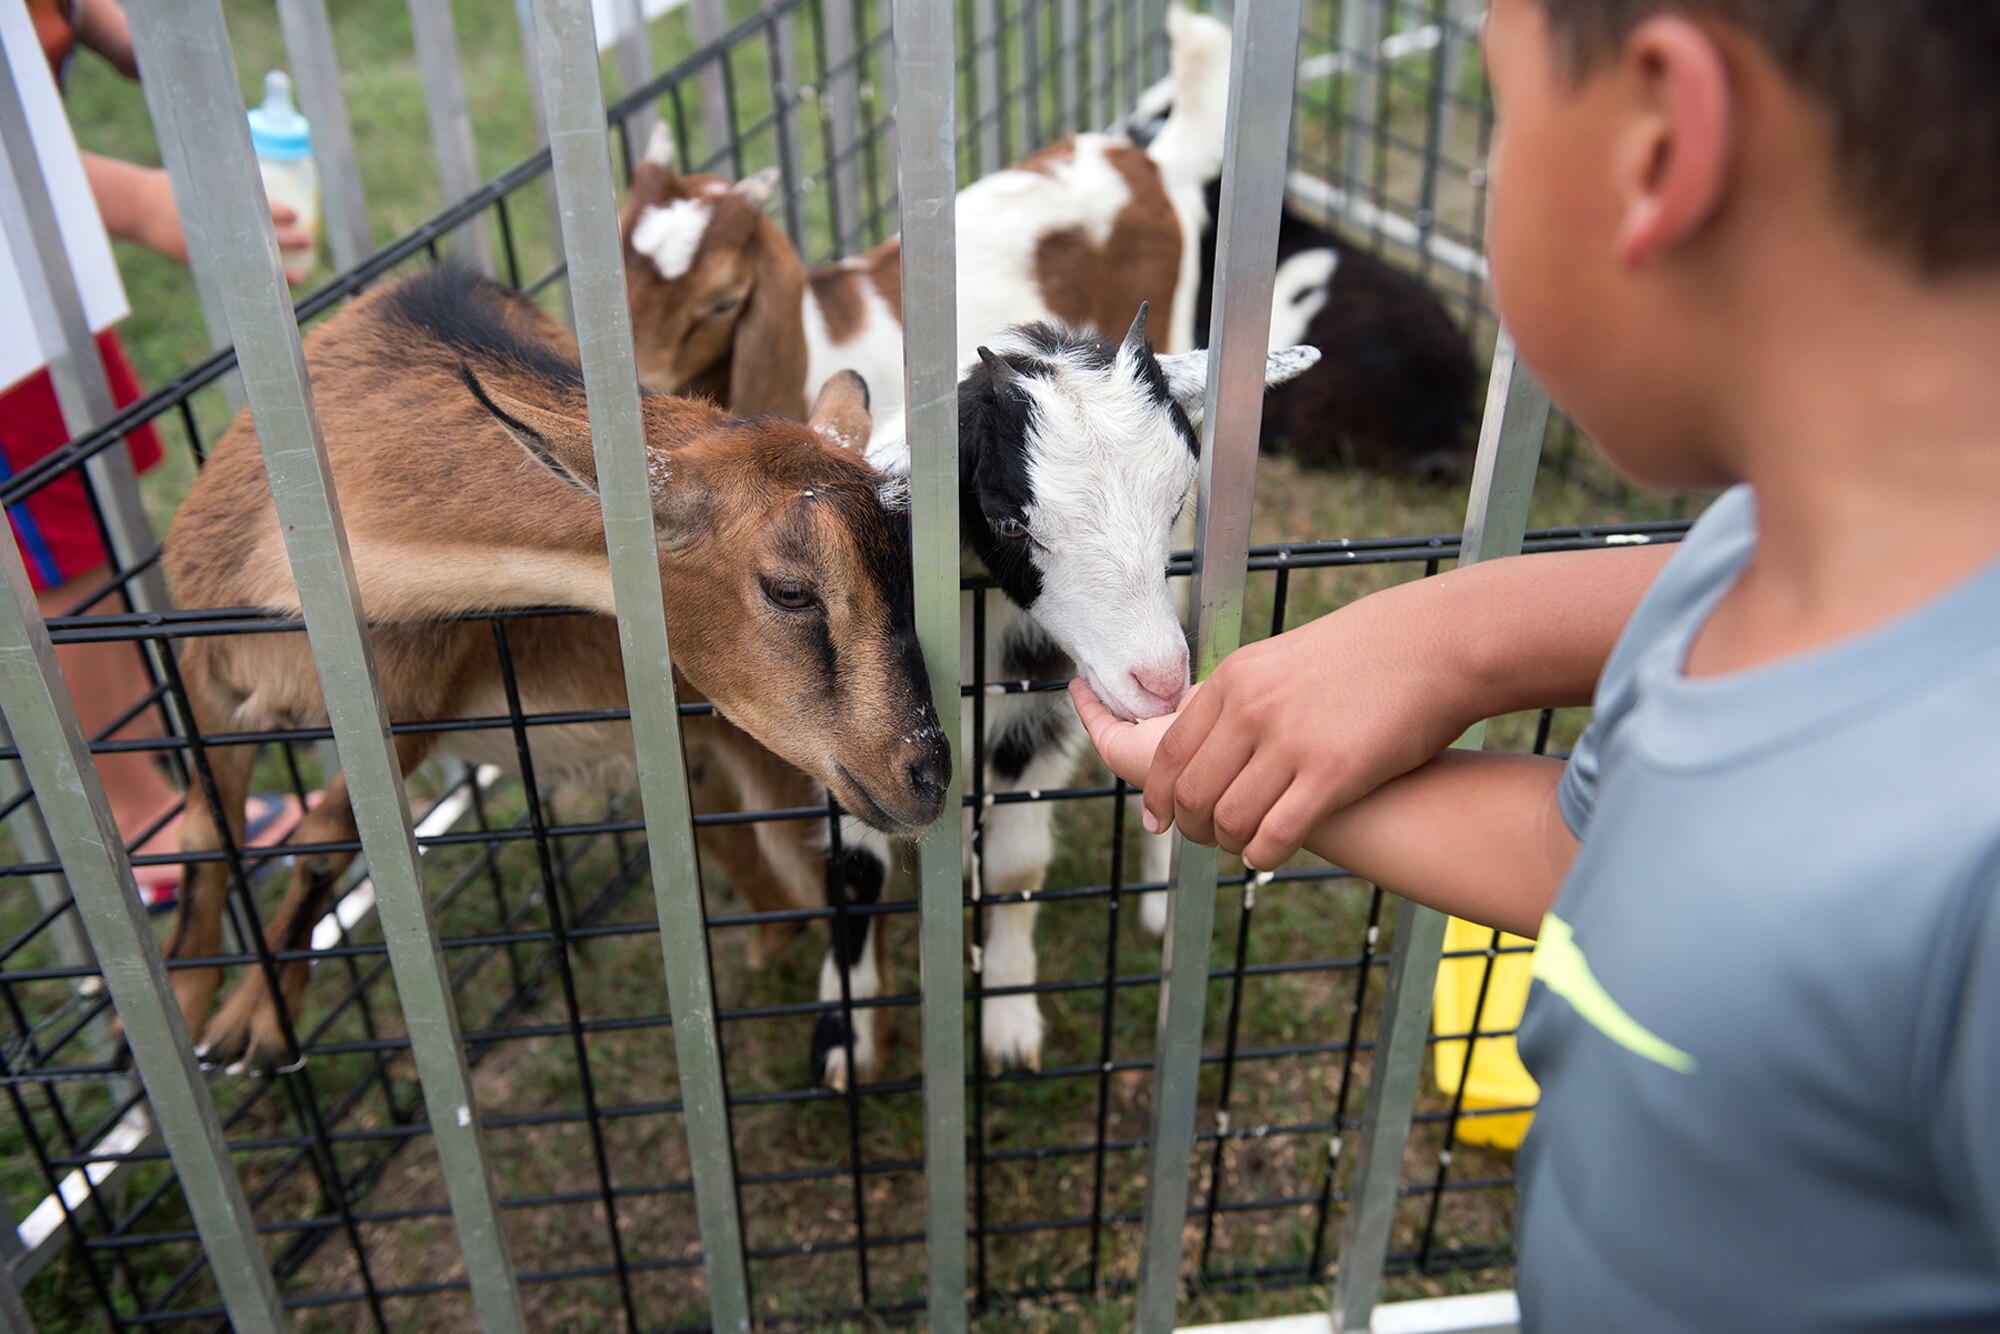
[135,793,309,913]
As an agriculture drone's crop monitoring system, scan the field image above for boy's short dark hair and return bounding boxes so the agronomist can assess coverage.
[1535,1,2000,276]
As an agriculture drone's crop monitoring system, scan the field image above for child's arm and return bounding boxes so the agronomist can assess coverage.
[1139,544,1668,871]
[84,155,311,283]
[72,0,139,79]
[1073,684,1575,936]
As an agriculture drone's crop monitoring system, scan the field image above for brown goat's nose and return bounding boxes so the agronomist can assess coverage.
[907,751,949,809]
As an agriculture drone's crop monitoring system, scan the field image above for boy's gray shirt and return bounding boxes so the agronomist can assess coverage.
[1517,485,2000,1331]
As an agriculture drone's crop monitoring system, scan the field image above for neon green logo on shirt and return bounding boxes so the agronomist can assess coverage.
[1532,915,1697,1075]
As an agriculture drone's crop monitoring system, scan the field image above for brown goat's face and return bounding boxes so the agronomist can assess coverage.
[621,158,811,419]
[471,369,947,832]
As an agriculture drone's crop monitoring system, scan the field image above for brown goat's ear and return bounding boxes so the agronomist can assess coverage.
[807,370,872,452]
[726,226,811,419]
[460,363,602,498]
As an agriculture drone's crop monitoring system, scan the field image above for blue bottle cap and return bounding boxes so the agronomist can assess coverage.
[247,70,312,161]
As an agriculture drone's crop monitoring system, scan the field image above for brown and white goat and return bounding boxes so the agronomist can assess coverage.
[161,265,945,1072]
[618,7,1230,424]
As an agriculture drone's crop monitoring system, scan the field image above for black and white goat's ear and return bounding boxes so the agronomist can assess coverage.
[1154,345,1323,423]
[460,362,602,498]
[808,370,872,453]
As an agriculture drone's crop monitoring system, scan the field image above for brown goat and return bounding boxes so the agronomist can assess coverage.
[162,266,946,1070]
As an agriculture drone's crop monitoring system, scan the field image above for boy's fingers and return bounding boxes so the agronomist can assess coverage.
[1242,785,1323,873]
[1165,728,1256,847]
[1141,685,1223,834]
[1208,759,1295,859]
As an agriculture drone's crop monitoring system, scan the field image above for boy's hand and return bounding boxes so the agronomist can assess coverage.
[1138,585,1482,870]
[1068,679,1200,788]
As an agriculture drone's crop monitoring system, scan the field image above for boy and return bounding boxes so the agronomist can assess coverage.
[1072,0,2000,1327]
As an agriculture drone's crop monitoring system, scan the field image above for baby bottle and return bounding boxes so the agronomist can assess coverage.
[247,70,320,275]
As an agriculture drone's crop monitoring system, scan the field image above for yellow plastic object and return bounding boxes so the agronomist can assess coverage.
[1431,916,1541,1151]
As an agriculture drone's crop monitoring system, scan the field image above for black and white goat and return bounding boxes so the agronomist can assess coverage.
[814,310,1316,1083]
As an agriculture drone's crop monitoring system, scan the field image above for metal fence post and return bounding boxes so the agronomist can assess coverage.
[822,0,865,252]
[972,0,1004,174]
[609,0,658,148]
[273,0,373,273]
[0,524,286,1334]
[1132,5,1302,1329]
[1331,334,1549,1332]
[524,1,752,1328]
[123,4,527,1329]
[1339,0,1387,208]
[407,0,494,273]
[891,0,967,1324]
[688,0,734,170]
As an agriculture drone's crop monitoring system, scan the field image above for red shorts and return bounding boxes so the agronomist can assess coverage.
[0,330,164,594]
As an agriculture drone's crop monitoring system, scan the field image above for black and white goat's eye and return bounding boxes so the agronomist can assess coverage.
[992,516,1030,542]
[762,578,817,610]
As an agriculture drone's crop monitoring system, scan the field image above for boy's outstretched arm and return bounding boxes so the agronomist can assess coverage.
[1139,544,1668,871]
[1073,684,1577,938]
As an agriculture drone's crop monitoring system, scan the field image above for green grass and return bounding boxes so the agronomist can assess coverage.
[3,1,1697,1328]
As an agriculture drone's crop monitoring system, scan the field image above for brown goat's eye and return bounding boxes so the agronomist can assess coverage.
[993,516,1030,542]
[762,578,816,611]
[701,293,747,321]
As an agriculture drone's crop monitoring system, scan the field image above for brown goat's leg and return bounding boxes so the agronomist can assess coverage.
[200,734,435,1072]
[161,677,259,1047]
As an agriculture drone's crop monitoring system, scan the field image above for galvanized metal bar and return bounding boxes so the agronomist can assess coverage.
[0,718,88,977]
[891,0,967,1323]
[1340,0,1387,208]
[125,32,243,414]
[1331,334,1549,1334]
[609,0,658,148]
[766,2,808,247]
[509,0,575,323]
[124,5,526,1330]
[1133,4,1301,1329]
[1056,0,1081,133]
[1143,0,1169,82]
[0,515,286,1334]
[822,0,865,251]
[872,0,900,205]
[407,0,494,272]
[1439,0,1484,118]
[0,52,165,617]
[688,0,734,171]
[525,2,751,1329]
[1090,0,1110,129]
[274,0,373,272]
[972,0,1003,173]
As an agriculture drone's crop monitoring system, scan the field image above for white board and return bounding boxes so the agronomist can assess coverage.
[0,0,131,395]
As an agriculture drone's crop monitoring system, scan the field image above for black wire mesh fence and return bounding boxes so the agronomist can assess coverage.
[0,1,1685,1326]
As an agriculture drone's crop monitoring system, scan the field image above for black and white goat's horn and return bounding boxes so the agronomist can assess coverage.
[1120,300,1152,360]
[977,346,1020,391]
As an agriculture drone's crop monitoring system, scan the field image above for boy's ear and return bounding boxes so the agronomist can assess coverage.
[1613,15,1734,269]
